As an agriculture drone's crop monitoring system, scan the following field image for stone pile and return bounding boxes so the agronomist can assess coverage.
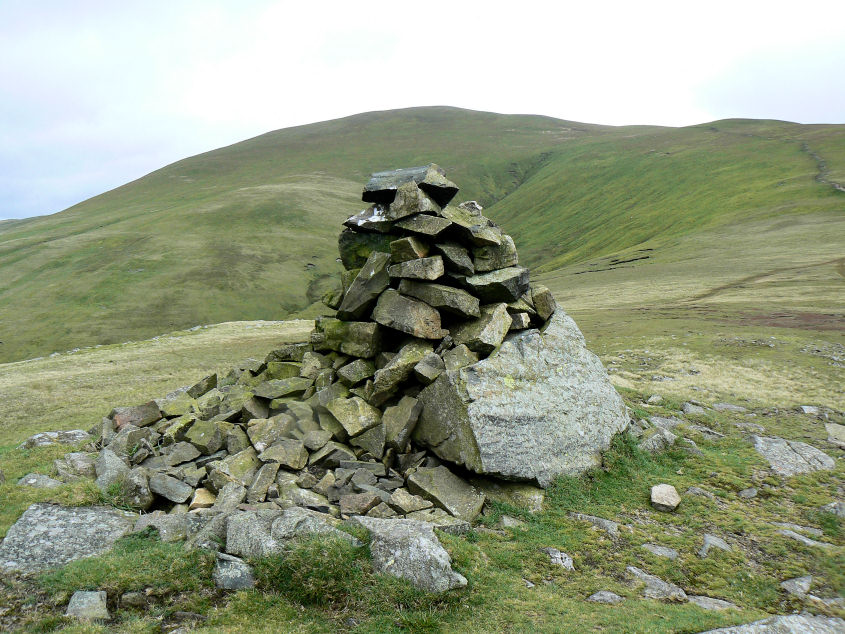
[53,164,628,546]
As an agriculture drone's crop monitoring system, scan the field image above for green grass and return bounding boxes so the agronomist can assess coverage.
[1,107,842,363]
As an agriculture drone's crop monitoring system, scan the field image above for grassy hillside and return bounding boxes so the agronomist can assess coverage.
[0,107,843,363]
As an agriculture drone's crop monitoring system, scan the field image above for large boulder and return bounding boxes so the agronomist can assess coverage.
[413,310,628,487]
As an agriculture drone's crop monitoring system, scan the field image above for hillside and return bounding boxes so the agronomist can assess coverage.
[1,106,843,363]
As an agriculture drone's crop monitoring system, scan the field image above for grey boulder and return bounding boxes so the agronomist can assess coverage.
[414,310,629,486]
[352,516,467,592]
[698,614,845,633]
[66,590,110,620]
[752,436,835,476]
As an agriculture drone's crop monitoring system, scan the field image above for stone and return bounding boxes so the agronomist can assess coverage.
[212,482,247,512]
[698,533,731,558]
[389,488,434,513]
[337,228,393,269]
[309,441,357,468]
[120,591,147,608]
[313,317,382,358]
[627,566,687,601]
[254,377,312,400]
[111,401,162,429]
[259,439,308,470]
[247,462,281,503]
[778,529,833,549]
[509,312,531,330]
[687,596,738,611]
[434,241,474,275]
[738,487,758,499]
[387,181,440,219]
[95,448,129,490]
[587,591,624,604]
[752,436,835,476]
[383,396,423,451]
[189,487,216,510]
[337,251,392,320]
[326,397,382,438]
[370,339,434,405]
[207,448,262,490]
[415,311,629,487]
[642,543,679,560]
[340,492,381,516]
[184,419,223,455]
[134,513,194,542]
[303,429,333,451]
[780,575,812,597]
[344,204,394,233]
[388,256,445,281]
[821,501,845,518]
[470,479,545,513]
[440,205,502,246]
[336,359,376,386]
[0,503,135,573]
[107,423,154,457]
[798,405,820,415]
[164,441,201,466]
[451,302,512,354]
[650,484,681,512]
[640,428,677,453]
[54,452,96,482]
[395,214,452,236]
[350,423,386,458]
[698,615,845,633]
[271,506,360,545]
[413,352,446,385]
[407,465,485,521]
[683,402,706,415]
[225,509,284,558]
[66,590,109,620]
[442,344,478,371]
[473,234,518,272]
[713,402,747,412]
[214,552,255,590]
[362,163,458,208]
[569,512,620,538]
[398,279,480,318]
[21,429,92,449]
[247,415,293,453]
[150,473,193,503]
[541,547,574,570]
[825,422,845,449]
[390,235,430,262]
[646,394,663,405]
[18,473,63,488]
[352,517,467,592]
[464,266,529,302]
[530,285,557,321]
[404,508,470,534]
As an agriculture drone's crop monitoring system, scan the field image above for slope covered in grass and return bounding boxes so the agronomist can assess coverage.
[0,107,842,362]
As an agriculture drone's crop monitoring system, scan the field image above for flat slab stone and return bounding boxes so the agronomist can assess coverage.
[688,595,737,611]
[415,310,629,486]
[372,289,448,339]
[464,266,529,302]
[0,503,136,573]
[752,436,835,476]
[627,565,687,601]
[21,429,92,449]
[362,164,458,208]
[698,614,845,633]
[407,465,485,522]
[587,590,624,604]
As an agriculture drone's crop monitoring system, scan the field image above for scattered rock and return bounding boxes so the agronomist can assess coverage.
[797,405,819,415]
[587,590,624,604]
[0,504,136,573]
[687,595,737,611]
[352,516,467,592]
[627,566,687,601]
[682,402,706,415]
[640,428,677,453]
[713,403,747,413]
[650,484,681,512]
[569,512,620,538]
[641,543,679,560]
[686,486,717,501]
[214,553,256,590]
[738,487,758,499]
[698,534,731,558]
[825,423,845,449]
[66,590,109,620]
[541,547,574,570]
[820,501,844,518]
[17,473,63,488]
[778,529,833,549]
[752,436,835,476]
[780,575,812,597]
[646,394,663,405]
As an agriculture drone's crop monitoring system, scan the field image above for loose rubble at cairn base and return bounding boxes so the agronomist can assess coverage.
[16,164,630,592]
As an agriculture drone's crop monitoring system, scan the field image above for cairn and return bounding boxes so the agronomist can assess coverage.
[65,164,627,537]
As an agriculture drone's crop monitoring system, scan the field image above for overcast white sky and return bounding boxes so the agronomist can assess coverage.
[2,0,844,220]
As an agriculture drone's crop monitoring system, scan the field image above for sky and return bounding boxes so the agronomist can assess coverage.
[1,0,844,220]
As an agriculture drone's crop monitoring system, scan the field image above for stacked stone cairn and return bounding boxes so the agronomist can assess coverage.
[53,165,627,590]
